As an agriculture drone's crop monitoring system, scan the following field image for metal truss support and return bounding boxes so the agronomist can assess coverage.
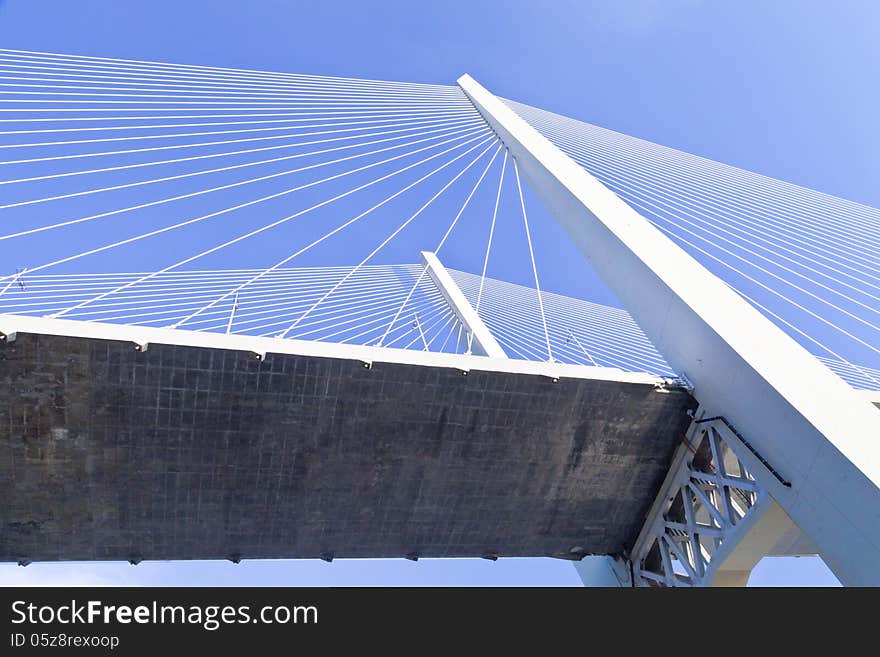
[632,413,761,586]
[420,251,507,358]
[631,410,822,586]
[458,74,880,585]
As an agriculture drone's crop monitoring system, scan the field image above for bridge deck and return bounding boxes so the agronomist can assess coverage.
[0,316,694,562]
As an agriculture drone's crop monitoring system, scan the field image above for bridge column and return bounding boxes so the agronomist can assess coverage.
[573,556,631,587]
[419,251,506,358]
[458,74,880,585]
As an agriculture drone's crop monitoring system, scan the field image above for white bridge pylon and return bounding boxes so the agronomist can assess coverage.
[458,74,880,585]
[419,250,506,358]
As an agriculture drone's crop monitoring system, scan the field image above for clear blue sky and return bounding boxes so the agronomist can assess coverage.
[0,0,870,586]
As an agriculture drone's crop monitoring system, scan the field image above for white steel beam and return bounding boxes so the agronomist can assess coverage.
[8,312,647,381]
[419,250,507,358]
[458,74,880,585]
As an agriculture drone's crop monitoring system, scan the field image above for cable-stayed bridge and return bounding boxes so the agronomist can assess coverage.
[0,49,878,586]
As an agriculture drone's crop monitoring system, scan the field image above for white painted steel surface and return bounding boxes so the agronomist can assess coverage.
[419,251,506,358]
[0,313,657,386]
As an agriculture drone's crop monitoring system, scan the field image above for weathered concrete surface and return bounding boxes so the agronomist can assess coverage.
[0,332,695,562]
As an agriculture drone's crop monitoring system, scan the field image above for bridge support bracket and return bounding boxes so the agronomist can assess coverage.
[630,411,767,586]
[629,409,820,586]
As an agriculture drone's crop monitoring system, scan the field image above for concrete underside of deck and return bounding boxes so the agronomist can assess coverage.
[0,330,694,562]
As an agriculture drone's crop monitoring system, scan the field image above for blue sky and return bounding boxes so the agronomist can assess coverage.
[0,0,872,585]
[1,0,876,206]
